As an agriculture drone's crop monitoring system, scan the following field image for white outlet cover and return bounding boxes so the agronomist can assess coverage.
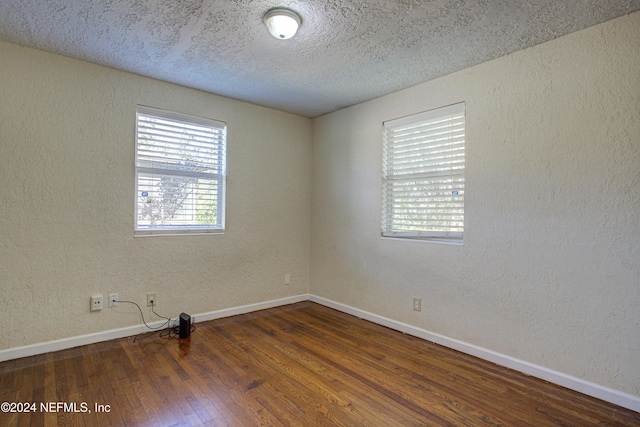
[91,295,103,311]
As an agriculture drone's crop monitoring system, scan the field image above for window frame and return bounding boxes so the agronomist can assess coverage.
[134,106,227,237]
[381,102,465,244]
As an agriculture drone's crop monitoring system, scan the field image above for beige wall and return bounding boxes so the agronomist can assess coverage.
[310,12,640,396]
[0,41,311,349]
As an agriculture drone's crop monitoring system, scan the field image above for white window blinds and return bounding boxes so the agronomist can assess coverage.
[135,106,226,235]
[381,103,465,242]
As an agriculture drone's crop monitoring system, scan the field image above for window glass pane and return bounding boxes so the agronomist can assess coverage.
[135,106,226,235]
[136,173,220,230]
[382,103,465,242]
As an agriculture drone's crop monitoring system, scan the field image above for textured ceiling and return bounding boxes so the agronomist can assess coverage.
[1,0,639,117]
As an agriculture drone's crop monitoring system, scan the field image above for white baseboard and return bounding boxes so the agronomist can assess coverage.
[0,323,151,363]
[192,293,309,323]
[308,294,640,413]
[0,294,309,364]
[1,292,638,413]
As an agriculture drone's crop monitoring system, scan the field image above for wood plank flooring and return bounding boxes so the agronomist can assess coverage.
[1,301,639,426]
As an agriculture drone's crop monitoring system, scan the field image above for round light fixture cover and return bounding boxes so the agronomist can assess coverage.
[264,8,301,40]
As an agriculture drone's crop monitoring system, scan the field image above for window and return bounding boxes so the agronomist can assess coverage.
[135,106,226,236]
[381,103,465,243]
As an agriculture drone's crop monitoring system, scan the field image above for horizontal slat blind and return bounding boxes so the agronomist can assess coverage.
[135,106,226,235]
[382,103,465,241]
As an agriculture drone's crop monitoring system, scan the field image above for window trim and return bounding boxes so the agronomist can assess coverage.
[381,102,465,243]
[134,106,226,237]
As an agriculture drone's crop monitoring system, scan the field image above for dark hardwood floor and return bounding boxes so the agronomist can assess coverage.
[1,301,639,426]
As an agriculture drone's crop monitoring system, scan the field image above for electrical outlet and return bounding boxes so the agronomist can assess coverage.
[109,293,118,307]
[147,292,156,307]
[91,295,103,311]
[284,274,291,285]
[413,297,422,312]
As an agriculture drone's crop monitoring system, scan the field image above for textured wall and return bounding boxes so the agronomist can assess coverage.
[0,41,311,350]
[310,12,640,396]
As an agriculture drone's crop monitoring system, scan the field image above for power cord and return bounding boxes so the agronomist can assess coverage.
[114,300,175,342]
[151,303,172,323]
[113,299,197,342]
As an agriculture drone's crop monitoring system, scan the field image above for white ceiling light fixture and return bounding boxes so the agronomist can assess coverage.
[264,8,301,40]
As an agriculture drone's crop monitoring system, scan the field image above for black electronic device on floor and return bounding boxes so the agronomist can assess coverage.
[179,312,191,339]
